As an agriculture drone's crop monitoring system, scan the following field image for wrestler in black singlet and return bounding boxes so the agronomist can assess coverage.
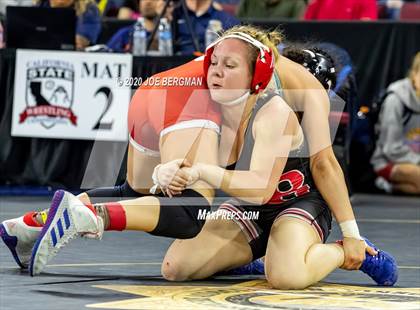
[217,91,332,259]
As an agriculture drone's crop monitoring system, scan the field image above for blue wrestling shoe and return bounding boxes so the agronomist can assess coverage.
[360,238,398,286]
[222,258,265,275]
[29,190,103,276]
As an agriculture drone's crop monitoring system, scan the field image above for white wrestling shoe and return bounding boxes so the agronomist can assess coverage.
[375,177,393,193]
[0,215,41,269]
[29,190,104,276]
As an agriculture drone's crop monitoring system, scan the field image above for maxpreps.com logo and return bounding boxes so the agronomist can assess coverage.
[19,59,77,129]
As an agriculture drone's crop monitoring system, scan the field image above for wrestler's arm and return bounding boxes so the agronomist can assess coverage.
[299,74,377,268]
[302,87,357,222]
[280,59,358,223]
[195,97,299,204]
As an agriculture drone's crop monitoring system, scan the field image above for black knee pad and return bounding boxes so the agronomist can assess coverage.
[149,189,210,239]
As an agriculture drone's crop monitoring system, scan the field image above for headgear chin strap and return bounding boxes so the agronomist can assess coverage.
[214,90,251,106]
[203,32,275,95]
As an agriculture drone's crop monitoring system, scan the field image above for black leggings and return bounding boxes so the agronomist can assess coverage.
[86,182,209,240]
[85,180,147,202]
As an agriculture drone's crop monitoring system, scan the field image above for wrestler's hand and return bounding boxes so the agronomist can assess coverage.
[181,166,200,184]
[153,159,184,196]
[157,159,182,185]
[158,159,195,197]
[341,237,378,270]
[166,164,200,197]
[166,167,192,197]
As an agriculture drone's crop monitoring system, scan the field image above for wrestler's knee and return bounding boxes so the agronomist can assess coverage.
[266,264,311,290]
[161,256,192,282]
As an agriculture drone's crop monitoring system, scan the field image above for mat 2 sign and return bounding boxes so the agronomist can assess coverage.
[12,50,132,141]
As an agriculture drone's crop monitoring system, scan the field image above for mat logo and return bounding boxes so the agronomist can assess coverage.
[50,209,71,247]
[89,280,420,310]
[19,59,77,129]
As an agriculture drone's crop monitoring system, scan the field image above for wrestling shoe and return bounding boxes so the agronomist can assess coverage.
[29,190,104,276]
[360,238,398,286]
[375,177,393,193]
[221,258,265,275]
[0,214,41,268]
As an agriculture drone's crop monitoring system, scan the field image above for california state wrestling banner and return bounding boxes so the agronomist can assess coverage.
[11,49,132,141]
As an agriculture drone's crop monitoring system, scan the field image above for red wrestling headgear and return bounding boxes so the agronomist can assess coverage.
[203,32,275,94]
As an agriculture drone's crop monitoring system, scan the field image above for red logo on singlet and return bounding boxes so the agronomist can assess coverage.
[269,170,311,203]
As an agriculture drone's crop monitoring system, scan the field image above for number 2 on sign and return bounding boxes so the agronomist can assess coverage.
[93,87,113,130]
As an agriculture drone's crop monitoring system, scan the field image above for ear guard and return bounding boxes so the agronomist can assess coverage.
[203,32,275,94]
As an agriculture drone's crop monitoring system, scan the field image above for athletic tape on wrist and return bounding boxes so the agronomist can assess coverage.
[150,164,162,194]
[339,220,363,240]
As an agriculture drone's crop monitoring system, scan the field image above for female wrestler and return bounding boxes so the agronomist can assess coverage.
[1,27,394,284]
[0,58,221,275]
[0,48,335,273]
[216,45,339,276]
[158,25,398,288]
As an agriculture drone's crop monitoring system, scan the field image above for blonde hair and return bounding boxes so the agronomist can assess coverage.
[219,25,283,75]
[33,0,97,16]
[409,52,420,81]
